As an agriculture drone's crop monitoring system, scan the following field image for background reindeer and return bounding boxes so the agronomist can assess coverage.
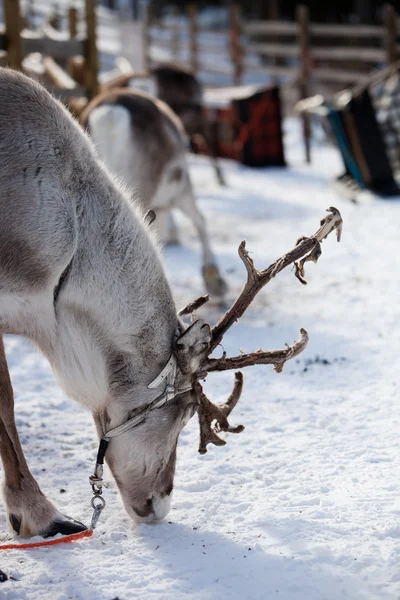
[80,87,227,299]
[0,69,341,538]
[100,63,225,185]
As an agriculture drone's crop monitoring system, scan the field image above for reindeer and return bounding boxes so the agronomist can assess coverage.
[100,63,225,185]
[0,68,342,538]
[79,87,227,299]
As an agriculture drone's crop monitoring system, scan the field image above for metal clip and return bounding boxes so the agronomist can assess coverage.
[90,493,106,530]
[89,474,103,495]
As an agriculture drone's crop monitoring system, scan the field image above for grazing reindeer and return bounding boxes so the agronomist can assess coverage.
[80,87,227,298]
[0,69,342,538]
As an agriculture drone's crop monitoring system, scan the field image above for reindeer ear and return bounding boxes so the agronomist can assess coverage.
[174,320,211,374]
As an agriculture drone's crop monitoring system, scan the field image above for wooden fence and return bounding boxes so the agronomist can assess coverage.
[242,4,399,90]
[144,4,235,85]
[144,3,400,92]
[0,0,99,100]
[144,3,399,162]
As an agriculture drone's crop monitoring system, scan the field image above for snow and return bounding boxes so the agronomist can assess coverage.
[1,119,400,600]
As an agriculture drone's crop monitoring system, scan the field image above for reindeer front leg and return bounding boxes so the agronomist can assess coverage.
[0,336,86,538]
[178,189,227,299]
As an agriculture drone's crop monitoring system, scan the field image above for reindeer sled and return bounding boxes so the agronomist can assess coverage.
[296,62,400,202]
[202,84,286,169]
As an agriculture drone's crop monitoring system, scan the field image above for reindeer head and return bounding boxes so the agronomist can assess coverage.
[94,391,195,523]
[93,208,342,523]
[92,320,213,523]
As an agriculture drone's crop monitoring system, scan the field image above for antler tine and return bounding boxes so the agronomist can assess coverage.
[179,295,210,316]
[220,371,244,417]
[195,372,245,455]
[209,207,342,354]
[206,328,309,374]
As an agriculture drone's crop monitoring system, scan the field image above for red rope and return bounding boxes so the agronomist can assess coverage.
[0,529,93,550]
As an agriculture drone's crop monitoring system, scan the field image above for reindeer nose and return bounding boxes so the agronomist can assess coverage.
[151,494,171,521]
[130,494,172,523]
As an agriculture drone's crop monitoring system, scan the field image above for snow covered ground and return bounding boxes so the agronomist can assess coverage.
[1,120,400,600]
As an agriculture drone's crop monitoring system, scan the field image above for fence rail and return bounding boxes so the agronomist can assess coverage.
[243,21,297,35]
[0,26,86,58]
[312,47,386,63]
[309,23,386,37]
[144,2,400,90]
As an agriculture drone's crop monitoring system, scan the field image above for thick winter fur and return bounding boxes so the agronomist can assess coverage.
[0,69,203,536]
[80,88,227,297]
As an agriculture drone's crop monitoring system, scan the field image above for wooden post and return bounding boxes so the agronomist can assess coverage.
[383,4,397,66]
[187,3,198,74]
[297,4,311,164]
[49,2,62,30]
[171,6,180,61]
[230,4,242,86]
[84,0,99,99]
[143,2,152,72]
[27,0,36,29]
[69,6,78,38]
[4,0,23,70]
[67,7,79,78]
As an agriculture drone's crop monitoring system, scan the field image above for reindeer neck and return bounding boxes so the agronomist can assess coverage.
[45,173,179,412]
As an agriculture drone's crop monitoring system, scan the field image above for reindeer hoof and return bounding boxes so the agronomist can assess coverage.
[203,264,227,298]
[7,511,87,538]
[44,515,87,538]
[9,513,21,535]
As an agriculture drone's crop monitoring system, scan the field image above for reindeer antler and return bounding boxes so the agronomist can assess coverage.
[207,328,309,373]
[179,295,210,316]
[193,207,342,454]
[209,207,342,354]
[194,372,244,454]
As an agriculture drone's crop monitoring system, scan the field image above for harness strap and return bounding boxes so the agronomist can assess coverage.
[147,355,176,390]
[104,353,190,441]
[90,353,192,493]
